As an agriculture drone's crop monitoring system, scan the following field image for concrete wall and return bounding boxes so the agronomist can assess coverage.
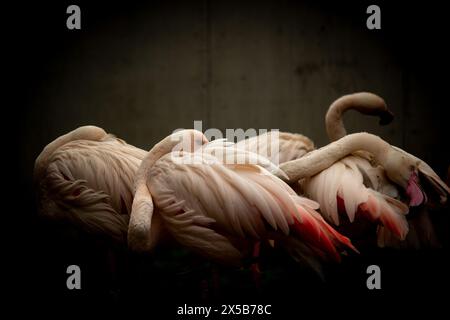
[21,0,449,185]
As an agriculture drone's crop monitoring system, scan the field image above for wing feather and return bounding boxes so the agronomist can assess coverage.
[145,141,355,265]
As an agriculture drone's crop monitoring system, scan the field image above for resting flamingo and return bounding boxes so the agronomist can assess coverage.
[301,93,449,247]
[128,130,357,273]
[34,125,166,246]
[238,93,449,247]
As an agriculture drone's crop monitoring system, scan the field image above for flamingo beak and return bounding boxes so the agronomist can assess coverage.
[406,171,426,206]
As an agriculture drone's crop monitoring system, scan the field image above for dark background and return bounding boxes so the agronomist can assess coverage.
[7,0,450,318]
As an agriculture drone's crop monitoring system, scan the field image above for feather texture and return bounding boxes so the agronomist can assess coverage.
[36,134,147,242]
[146,141,355,267]
[301,155,409,240]
[235,131,314,165]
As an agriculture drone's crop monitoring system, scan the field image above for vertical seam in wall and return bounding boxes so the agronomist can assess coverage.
[204,0,212,126]
[287,0,294,131]
[401,67,409,149]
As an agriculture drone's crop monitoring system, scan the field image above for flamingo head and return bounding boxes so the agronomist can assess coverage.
[383,146,450,207]
[169,129,209,152]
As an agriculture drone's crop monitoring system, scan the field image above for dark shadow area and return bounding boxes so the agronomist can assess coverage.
[7,0,450,318]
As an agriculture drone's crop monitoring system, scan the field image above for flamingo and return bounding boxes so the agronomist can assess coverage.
[276,132,449,208]
[238,93,449,247]
[128,130,357,274]
[301,93,449,247]
[129,127,448,271]
[34,125,166,246]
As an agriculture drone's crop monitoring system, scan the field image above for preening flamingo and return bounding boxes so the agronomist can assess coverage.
[239,93,449,247]
[302,93,411,242]
[302,93,449,246]
[128,130,357,273]
[34,125,165,245]
[279,131,450,245]
[324,92,394,143]
[275,132,448,201]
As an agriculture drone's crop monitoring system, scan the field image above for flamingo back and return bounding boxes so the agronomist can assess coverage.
[146,142,355,267]
[235,131,314,164]
[36,135,146,242]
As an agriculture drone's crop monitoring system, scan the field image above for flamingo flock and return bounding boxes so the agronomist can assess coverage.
[34,93,450,276]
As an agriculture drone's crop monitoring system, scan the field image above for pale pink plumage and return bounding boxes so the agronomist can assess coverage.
[238,93,449,248]
[377,207,440,249]
[237,133,414,243]
[235,131,314,164]
[300,154,410,240]
[131,133,356,271]
[35,126,153,242]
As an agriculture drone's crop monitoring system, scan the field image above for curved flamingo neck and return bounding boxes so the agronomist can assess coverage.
[129,137,175,252]
[325,92,391,141]
[129,130,207,252]
[135,130,209,187]
[134,134,185,187]
[279,132,391,182]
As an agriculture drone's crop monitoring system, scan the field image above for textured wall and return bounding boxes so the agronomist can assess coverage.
[20,0,449,187]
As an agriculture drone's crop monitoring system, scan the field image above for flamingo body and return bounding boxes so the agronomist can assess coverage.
[300,154,409,240]
[235,131,314,164]
[131,135,356,270]
[35,126,154,243]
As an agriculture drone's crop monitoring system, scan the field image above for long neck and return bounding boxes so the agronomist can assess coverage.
[325,92,392,141]
[278,132,391,182]
[128,134,188,252]
[34,125,107,184]
[134,136,179,187]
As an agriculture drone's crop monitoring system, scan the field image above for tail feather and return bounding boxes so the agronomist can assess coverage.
[377,209,439,248]
[290,204,358,262]
[359,191,409,240]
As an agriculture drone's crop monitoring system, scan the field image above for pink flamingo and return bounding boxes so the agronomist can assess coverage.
[238,93,449,247]
[34,125,166,245]
[128,130,357,274]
